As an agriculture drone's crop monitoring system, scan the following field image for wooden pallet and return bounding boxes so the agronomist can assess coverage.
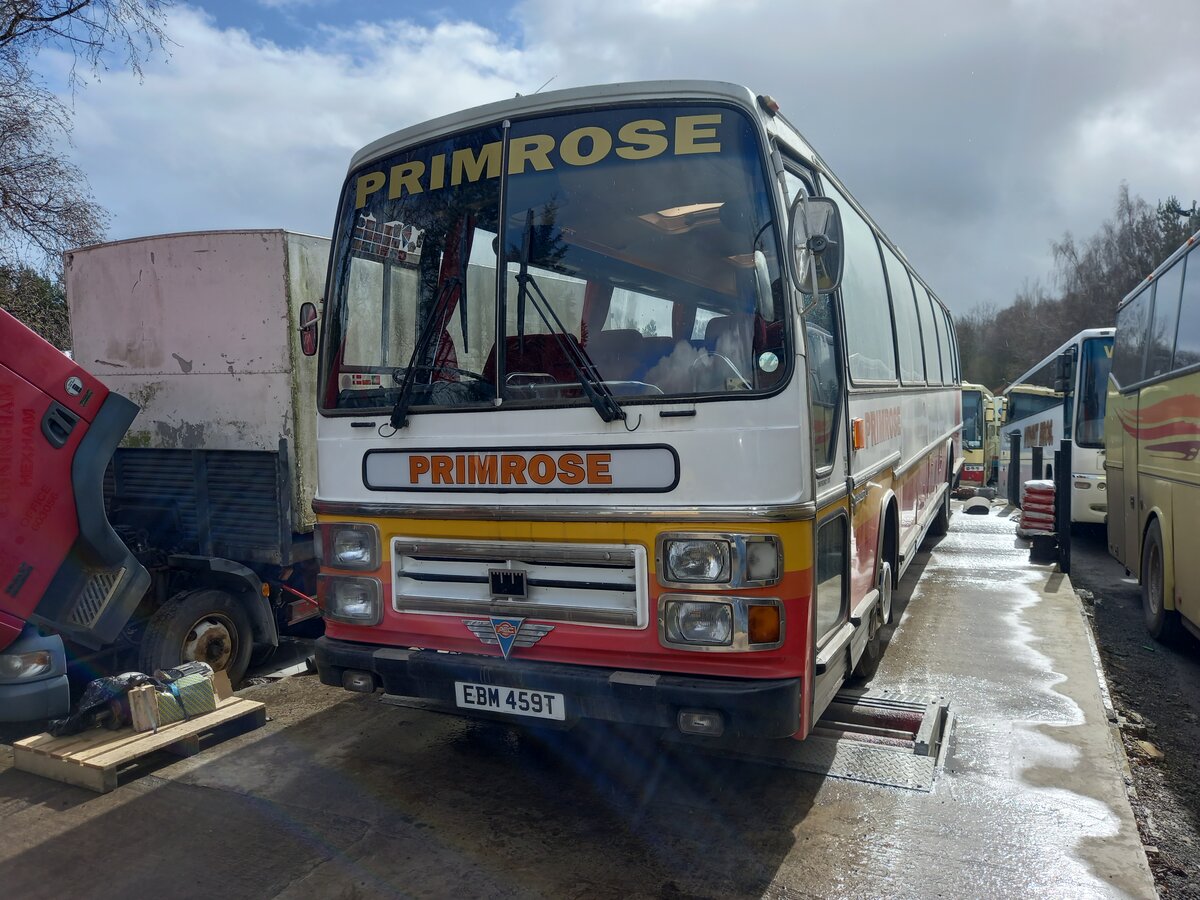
[12,696,266,793]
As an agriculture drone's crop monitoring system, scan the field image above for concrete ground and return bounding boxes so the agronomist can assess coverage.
[0,505,1155,899]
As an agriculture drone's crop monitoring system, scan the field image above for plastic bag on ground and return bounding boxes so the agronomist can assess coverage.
[47,672,160,737]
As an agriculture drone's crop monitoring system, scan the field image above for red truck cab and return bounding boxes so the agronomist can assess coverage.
[0,308,149,721]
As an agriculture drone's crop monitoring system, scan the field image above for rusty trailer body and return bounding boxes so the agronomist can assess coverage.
[66,230,328,562]
[61,230,331,684]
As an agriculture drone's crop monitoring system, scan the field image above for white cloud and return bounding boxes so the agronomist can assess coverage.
[65,6,539,243]
[59,0,1200,316]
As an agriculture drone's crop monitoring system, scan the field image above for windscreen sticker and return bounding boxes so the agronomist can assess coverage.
[354,114,724,209]
[352,214,424,265]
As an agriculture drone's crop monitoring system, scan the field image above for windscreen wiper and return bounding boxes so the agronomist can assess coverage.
[390,218,471,429]
[512,209,625,423]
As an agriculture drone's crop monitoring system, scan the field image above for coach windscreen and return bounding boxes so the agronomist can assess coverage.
[320,103,789,416]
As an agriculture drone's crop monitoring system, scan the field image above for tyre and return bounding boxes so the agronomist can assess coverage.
[878,560,894,626]
[1141,520,1183,644]
[139,588,254,685]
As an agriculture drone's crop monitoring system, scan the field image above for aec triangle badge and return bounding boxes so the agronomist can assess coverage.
[490,617,524,659]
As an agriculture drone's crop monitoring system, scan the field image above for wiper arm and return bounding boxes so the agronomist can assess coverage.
[513,210,625,424]
[390,218,470,429]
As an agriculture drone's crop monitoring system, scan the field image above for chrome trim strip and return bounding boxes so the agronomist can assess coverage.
[394,539,636,566]
[851,452,901,490]
[813,484,847,509]
[314,499,818,522]
[400,599,637,627]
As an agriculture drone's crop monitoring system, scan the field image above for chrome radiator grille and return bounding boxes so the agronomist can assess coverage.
[391,539,647,627]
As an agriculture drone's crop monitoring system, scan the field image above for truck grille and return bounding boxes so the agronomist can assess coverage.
[69,568,125,628]
[391,539,647,627]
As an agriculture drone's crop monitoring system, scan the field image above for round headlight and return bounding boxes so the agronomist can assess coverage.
[666,539,730,583]
[665,600,733,645]
[320,523,380,570]
[320,575,382,625]
[334,530,373,565]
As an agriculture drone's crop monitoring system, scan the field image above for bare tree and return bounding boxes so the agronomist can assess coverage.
[0,1,171,275]
[0,56,107,265]
[1,1,170,83]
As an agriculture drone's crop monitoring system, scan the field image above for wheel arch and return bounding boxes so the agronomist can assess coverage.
[1141,510,1177,613]
[874,490,900,589]
[166,554,279,648]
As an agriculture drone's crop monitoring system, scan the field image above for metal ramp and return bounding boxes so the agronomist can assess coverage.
[672,689,953,792]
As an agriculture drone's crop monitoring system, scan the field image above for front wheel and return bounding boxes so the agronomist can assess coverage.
[139,589,254,685]
[1142,520,1183,644]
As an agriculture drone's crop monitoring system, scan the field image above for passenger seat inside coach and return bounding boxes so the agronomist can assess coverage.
[482,333,583,385]
[582,328,643,381]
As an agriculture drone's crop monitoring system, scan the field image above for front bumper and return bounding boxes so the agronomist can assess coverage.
[316,636,802,739]
[0,629,70,722]
[1070,479,1107,525]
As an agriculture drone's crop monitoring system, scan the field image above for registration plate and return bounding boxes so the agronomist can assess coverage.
[454,681,566,721]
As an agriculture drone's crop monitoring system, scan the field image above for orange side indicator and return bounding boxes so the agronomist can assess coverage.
[748,605,781,644]
[851,417,866,450]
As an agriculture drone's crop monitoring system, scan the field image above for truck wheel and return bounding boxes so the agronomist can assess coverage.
[1142,520,1183,644]
[139,589,253,685]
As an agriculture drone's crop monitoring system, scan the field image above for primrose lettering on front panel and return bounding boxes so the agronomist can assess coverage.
[363,445,679,492]
[408,451,611,487]
[354,114,724,209]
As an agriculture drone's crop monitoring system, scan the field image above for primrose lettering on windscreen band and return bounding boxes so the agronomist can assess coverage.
[409,451,613,486]
[354,114,725,209]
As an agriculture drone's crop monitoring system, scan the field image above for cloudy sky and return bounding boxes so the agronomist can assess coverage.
[49,0,1200,316]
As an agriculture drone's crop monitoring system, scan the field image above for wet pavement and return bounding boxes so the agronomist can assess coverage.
[0,504,1155,899]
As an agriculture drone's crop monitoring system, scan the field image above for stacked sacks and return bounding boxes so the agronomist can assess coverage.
[1019,480,1056,535]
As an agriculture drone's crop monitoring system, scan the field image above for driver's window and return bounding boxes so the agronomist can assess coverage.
[343,257,418,368]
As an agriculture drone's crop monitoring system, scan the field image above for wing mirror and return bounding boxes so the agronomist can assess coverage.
[299,301,319,357]
[788,196,843,296]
